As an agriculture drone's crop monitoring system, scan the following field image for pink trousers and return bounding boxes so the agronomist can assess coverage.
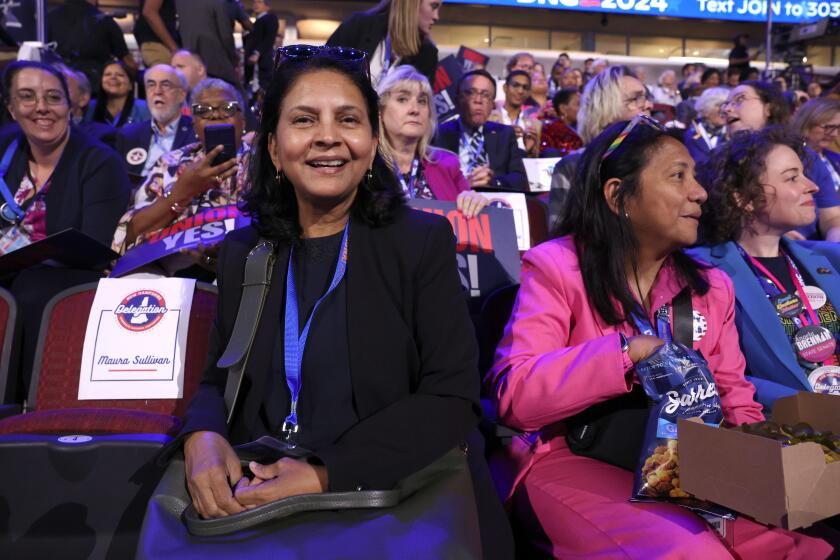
[511,445,833,559]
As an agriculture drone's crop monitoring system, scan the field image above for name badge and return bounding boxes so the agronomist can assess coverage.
[0,226,31,255]
[808,366,840,395]
[793,325,836,363]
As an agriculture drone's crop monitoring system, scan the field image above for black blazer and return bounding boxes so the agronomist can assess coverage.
[243,12,279,75]
[0,127,131,246]
[181,207,481,492]
[115,115,198,176]
[434,119,529,192]
[326,10,439,86]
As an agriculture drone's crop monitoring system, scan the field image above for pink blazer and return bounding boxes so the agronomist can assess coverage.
[423,148,470,201]
[485,236,764,500]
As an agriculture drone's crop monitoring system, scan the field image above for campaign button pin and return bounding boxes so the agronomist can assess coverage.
[693,310,707,342]
[793,325,836,363]
[126,147,148,166]
[808,366,840,395]
[817,267,833,275]
[772,293,804,319]
[803,286,827,310]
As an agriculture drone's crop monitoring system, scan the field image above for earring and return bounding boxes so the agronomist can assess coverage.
[275,168,284,183]
[624,211,630,219]
[362,168,373,186]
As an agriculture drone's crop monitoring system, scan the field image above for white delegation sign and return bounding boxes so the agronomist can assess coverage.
[78,278,196,400]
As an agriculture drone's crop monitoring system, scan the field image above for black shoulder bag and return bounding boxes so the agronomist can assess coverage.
[564,288,694,471]
[137,240,482,558]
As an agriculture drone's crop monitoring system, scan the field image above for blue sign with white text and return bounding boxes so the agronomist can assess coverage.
[447,0,839,24]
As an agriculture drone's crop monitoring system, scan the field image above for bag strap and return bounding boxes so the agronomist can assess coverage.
[220,240,276,426]
[671,287,693,348]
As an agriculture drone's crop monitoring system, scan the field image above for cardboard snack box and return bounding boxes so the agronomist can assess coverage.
[678,392,840,530]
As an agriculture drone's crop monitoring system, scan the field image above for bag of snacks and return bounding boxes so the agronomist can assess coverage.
[631,341,724,505]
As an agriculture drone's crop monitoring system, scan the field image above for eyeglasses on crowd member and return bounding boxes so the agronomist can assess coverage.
[85,59,150,129]
[548,65,653,229]
[175,44,512,555]
[114,64,198,181]
[486,116,832,559]
[326,0,441,88]
[790,97,840,193]
[0,60,132,401]
[376,65,488,217]
[490,70,541,157]
[111,78,247,278]
[720,81,840,243]
[692,127,840,409]
[433,69,528,192]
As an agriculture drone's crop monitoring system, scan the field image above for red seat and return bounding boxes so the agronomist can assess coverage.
[0,286,19,405]
[526,197,549,249]
[0,282,217,437]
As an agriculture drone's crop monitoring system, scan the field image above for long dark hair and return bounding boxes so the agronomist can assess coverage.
[92,60,136,128]
[242,53,403,243]
[554,120,709,326]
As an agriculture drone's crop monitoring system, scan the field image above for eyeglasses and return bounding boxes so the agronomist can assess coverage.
[462,88,494,102]
[599,113,665,179]
[720,94,761,110]
[13,89,67,107]
[507,82,531,92]
[624,90,653,109]
[815,123,840,135]
[273,44,368,75]
[145,79,181,92]
[191,101,241,119]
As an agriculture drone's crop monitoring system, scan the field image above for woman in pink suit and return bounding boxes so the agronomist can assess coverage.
[486,115,833,558]
[377,65,488,217]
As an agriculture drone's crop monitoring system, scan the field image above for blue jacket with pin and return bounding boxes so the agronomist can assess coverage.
[689,238,840,409]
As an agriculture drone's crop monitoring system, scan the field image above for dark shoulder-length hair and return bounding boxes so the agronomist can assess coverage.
[554,120,709,326]
[698,126,809,245]
[2,60,71,114]
[740,80,789,126]
[92,60,136,127]
[242,52,403,243]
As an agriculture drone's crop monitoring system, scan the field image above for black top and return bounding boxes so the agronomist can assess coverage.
[263,231,356,451]
[133,0,181,47]
[754,255,798,295]
[728,44,750,72]
[180,209,481,492]
[48,0,129,69]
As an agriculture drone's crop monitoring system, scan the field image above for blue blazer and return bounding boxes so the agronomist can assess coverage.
[433,119,528,191]
[115,115,197,176]
[689,239,840,408]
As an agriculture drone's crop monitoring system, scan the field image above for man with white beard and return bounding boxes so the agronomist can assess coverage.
[115,64,198,181]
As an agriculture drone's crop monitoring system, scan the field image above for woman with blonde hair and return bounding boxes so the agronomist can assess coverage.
[790,97,840,191]
[377,65,487,217]
[327,0,441,86]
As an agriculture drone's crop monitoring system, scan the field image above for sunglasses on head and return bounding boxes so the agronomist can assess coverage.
[598,113,666,183]
[273,45,369,76]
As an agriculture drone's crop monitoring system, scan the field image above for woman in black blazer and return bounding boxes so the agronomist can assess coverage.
[326,0,441,87]
[0,60,132,400]
[182,46,480,520]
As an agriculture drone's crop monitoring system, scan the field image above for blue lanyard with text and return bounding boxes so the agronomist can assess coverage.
[630,305,673,344]
[0,139,25,223]
[398,158,420,198]
[282,222,350,439]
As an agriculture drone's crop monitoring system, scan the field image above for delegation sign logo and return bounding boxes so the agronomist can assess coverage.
[114,290,169,332]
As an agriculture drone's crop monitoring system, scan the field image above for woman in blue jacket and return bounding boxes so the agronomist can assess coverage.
[691,126,840,408]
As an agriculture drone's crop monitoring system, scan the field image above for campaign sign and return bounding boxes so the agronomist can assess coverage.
[446,0,840,24]
[78,278,196,400]
[484,192,531,251]
[408,200,520,298]
[110,204,250,277]
[457,46,490,72]
[433,54,465,125]
[523,157,560,193]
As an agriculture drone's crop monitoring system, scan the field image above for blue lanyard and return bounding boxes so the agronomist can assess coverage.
[398,158,420,198]
[630,305,673,344]
[0,139,25,223]
[282,222,350,438]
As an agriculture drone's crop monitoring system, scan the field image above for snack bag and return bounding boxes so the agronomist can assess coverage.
[631,341,724,504]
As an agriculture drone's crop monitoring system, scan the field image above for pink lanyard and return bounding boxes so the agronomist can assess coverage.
[745,252,819,327]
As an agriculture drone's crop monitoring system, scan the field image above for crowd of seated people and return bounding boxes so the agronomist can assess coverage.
[2,2,840,557]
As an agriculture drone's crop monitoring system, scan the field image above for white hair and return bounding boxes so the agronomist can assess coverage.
[694,87,730,117]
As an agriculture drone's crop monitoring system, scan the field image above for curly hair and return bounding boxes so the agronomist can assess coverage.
[739,80,790,126]
[242,51,403,243]
[698,126,809,244]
